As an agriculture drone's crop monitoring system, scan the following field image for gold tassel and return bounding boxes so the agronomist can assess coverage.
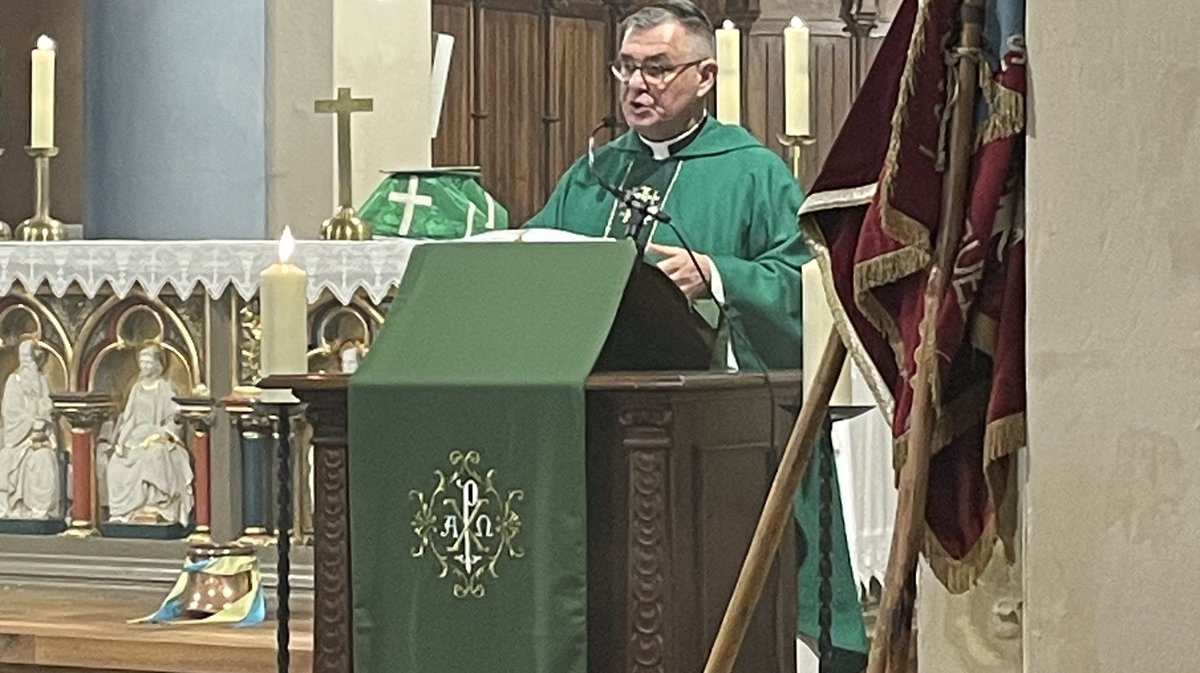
[976,59,1026,148]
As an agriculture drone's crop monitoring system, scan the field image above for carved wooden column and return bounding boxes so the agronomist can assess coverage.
[50,392,114,538]
[618,404,674,673]
[176,392,216,543]
[264,374,352,673]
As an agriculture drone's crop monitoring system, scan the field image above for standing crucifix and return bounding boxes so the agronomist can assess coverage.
[315,87,374,240]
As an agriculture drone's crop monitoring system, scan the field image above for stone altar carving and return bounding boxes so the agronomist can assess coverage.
[0,339,60,520]
[103,344,194,526]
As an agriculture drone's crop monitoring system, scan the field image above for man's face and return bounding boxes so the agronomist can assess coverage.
[618,21,715,139]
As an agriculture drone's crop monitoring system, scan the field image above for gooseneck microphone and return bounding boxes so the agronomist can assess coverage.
[586,117,670,254]
[583,117,778,444]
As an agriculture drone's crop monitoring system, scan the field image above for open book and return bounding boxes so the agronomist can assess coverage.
[461,228,600,243]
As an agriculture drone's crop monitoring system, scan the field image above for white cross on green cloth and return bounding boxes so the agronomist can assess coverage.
[388,177,435,235]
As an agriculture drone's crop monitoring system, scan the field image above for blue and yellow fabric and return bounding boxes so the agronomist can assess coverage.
[132,554,266,626]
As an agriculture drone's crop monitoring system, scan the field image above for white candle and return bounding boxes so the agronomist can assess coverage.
[259,227,309,377]
[715,20,740,125]
[429,32,455,139]
[802,260,852,407]
[30,35,56,149]
[784,17,811,137]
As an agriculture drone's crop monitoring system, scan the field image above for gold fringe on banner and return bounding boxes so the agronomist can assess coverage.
[976,58,1026,148]
[923,514,998,594]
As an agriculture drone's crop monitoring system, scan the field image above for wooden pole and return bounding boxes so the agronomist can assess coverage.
[866,2,987,671]
[704,330,848,673]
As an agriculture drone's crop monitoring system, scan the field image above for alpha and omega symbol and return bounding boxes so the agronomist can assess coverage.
[410,450,525,598]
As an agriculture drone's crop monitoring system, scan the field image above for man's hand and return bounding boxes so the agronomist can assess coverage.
[647,243,712,300]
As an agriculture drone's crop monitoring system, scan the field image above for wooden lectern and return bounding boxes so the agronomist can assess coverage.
[264,252,800,673]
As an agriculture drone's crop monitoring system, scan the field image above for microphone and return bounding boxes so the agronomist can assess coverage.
[585,118,671,253]
[580,118,777,429]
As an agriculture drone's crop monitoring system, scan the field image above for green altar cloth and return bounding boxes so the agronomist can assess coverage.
[358,168,509,239]
[348,240,636,673]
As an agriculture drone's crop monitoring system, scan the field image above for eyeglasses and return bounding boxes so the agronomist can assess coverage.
[610,59,704,87]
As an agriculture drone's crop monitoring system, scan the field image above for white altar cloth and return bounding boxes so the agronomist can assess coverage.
[0,239,422,304]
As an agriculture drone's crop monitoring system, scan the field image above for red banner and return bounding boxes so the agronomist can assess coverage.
[800,0,1026,591]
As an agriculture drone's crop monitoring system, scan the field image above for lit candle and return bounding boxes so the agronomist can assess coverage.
[715,20,740,125]
[802,260,852,407]
[30,35,56,149]
[259,227,309,377]
[784,17,811,137]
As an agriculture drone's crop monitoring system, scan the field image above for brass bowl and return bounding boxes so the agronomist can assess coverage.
[182,544,256,618]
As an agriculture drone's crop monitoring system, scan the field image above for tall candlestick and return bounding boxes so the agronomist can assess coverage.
[784,17,811,137]
[259,227,309,377]
[715,20,740,124]
[30,35,56,149]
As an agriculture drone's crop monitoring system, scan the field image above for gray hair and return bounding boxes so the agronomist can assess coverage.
[619,0,716,59]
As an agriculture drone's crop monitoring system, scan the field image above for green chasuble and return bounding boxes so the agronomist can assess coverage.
[525,117,808,370]
[528,118,868,671]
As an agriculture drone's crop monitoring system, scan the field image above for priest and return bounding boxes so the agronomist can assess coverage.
[524,0,806,371]
[524,1,868,669]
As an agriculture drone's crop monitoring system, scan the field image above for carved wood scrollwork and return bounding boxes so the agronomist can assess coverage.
[313,441,352,673]
[620,404,672,673]
[306,390,353,673]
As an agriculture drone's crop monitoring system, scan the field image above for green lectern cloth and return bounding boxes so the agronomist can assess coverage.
[348,240,637,673]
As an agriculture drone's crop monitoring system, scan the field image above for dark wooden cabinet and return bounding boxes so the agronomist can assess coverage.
[278,369,801,673]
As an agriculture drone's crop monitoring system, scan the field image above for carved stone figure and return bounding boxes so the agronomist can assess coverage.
[104,345,194,524]
[0,339,60,519]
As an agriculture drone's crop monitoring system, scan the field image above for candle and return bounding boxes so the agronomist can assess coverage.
[429,32,454,138]
[30,35,56,149]
[784,17,811,137]
[259,227,309,377]
[802,260,852,407]
[715,20,740,124]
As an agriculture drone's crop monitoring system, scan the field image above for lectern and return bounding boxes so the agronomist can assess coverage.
[265,240,798,673]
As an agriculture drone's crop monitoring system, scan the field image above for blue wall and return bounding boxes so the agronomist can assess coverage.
[85,0,266,239]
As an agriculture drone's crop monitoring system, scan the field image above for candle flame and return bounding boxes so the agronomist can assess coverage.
[721,19,735,30]
[790,16,804,29]
[279,226,296,264]
[36,35,56,51]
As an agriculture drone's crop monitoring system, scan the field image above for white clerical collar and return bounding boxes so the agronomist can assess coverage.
[638,114,706,161]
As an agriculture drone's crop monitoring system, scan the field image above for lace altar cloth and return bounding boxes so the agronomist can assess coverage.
[0,239,422,304]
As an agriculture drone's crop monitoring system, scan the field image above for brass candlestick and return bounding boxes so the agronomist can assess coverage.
[0,149,10,239]
[778,134,816,184]
[17,146,65,241]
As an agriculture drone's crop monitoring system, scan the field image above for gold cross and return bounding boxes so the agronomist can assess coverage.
[315,87,374,209]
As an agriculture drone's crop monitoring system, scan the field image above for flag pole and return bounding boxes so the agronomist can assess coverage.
[866,2,987,671]
[703,330,847,673]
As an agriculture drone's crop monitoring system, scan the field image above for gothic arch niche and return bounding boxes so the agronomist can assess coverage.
[306,298,385,375]
[75,295,203,537]
[76,296,201,400]
[0,299,71,394]
[0,297,73,533]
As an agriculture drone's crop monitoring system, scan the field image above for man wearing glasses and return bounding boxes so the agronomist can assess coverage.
[524,0,809,373]
[525,2,869,670]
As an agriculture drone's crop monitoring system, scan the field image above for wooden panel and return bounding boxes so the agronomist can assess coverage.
[478,8,545,225]
[547,16,611,191]
[432,2,475,167]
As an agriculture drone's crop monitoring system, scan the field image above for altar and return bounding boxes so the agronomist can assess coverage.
[0,239,419,599]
